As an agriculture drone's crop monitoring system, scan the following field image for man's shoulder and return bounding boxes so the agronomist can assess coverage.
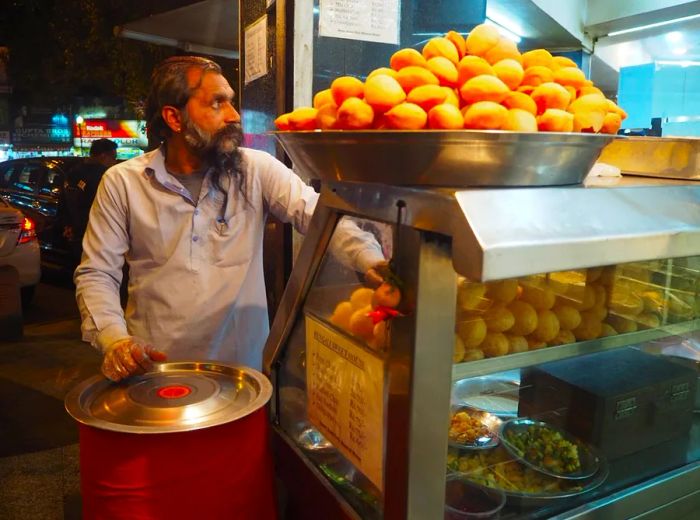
[103,150,159,184]
[240,147,284,171]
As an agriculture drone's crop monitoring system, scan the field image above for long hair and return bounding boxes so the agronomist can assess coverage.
[145,56,244,205]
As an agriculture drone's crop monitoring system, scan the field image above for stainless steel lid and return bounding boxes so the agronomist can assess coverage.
[65,362,272,434]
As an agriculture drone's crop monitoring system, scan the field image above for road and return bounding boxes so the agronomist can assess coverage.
[0,273,99,519]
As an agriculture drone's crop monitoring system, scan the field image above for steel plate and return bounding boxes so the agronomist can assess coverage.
[500,419,602,480]
[448,446,609,507]
[274,130,615,187]
[598,136,700,181]
[65,361,272,434]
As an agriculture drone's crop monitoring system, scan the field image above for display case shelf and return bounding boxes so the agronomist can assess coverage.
[452,318,700,380]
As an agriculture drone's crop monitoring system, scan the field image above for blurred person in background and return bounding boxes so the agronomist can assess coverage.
[74,56,385,382]
[62,138,118,266]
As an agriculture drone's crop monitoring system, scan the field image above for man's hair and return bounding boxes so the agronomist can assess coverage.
[145,56,222,144]
[89,138,118,157]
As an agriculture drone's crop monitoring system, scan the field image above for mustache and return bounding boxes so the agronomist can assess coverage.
[216,123,243,147]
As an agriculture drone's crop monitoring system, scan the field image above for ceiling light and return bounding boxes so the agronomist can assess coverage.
[665,31,683,43]
[672,47,688,55]
[657,60,700,67]
[485,18,522,44]
[608,14,700,37]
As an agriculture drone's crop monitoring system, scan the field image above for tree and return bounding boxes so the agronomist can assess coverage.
[0,0,195,116]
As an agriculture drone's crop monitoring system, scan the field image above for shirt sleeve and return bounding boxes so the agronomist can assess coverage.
[73,169,130,352]
[255,152,385,273]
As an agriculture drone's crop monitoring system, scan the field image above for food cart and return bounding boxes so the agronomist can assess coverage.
[262,131,700,519]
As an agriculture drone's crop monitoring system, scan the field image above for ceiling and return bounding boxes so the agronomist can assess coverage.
[115,0,238,59]
[594,16,700,70]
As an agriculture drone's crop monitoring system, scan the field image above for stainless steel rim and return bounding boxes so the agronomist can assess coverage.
[65,361,272,434]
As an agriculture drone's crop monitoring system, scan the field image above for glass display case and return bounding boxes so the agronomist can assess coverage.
[263,142,700,519]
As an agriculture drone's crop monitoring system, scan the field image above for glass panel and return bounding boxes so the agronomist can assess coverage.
[448,256,700,518]
[453,259,700,364]
[39,169,62,196]
[276,217,393,519]
[12,163,41,193]
[0,163,15,188]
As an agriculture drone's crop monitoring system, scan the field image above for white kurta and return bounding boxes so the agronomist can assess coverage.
[74,146,383,370]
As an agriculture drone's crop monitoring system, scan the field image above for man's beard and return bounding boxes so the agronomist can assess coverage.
[181,114,242,160]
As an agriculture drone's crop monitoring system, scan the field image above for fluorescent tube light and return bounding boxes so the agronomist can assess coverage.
[608,13,700,37]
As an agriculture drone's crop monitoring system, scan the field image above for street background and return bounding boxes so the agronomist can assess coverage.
[0,274,100,519]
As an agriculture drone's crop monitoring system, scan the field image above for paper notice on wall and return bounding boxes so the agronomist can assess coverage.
[305,315,385,491]
[319,0,400,45]
[244,15,267,85]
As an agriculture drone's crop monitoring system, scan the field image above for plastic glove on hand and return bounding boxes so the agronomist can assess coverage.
[101,336,167,382]
[364,260,391,288]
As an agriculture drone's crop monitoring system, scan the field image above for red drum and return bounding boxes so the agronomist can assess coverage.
[66,362,276,520]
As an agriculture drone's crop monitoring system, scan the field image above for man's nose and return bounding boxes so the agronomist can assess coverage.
[224,102,240,123]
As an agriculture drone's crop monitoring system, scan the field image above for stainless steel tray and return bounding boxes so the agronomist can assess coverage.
[599,136,700,180]
[274,130,615,187]
[448,446,609,508]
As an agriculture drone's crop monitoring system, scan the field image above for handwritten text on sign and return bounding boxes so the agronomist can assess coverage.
[306,315,385,491]
[319,0,400,45]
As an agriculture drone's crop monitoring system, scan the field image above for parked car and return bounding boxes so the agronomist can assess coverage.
[0,156,85,272]
[0,198,40,306]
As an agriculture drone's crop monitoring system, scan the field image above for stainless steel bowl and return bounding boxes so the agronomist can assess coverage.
[449,405,501,451]
[275,130,615,187]
[500,418,603,480]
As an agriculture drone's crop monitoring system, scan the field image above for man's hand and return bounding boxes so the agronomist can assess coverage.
[365,260,391,288]
[102,336,167,382]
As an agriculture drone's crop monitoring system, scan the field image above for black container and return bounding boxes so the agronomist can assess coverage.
[518,348,696,460]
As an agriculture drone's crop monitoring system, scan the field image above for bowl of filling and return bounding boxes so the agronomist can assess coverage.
[449,406,502,450]
[499,419,602,480]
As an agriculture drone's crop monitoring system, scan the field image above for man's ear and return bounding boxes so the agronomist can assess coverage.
[162,106,182,133]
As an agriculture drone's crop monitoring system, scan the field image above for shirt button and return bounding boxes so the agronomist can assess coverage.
[194,209,199,215]
[192,236,199,242]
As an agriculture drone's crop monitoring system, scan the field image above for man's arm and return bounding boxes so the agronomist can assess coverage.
[73,170,130,351]
[257,152,385,274]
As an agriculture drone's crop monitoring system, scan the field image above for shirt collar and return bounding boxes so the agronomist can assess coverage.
[145,146,216,202]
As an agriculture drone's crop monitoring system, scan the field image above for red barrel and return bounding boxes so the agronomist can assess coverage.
[66,362,277,520]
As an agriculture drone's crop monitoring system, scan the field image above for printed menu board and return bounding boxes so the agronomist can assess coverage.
[319,0,400,45]
[305,315,385,491]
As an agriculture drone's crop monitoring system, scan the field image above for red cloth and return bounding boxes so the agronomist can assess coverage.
[80,409,277,520]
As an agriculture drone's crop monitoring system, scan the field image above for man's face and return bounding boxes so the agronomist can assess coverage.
[181,69,242,155]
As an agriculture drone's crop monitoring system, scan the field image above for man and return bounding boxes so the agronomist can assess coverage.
[62,138,118,265]
[74,56,384,381]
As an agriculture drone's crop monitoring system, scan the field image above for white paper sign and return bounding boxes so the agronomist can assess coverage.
[244,15,268,85]
[319,0,400,45]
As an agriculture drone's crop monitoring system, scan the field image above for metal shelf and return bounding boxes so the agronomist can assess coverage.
[452,318,700,381]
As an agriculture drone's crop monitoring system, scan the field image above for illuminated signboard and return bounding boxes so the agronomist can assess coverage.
[74,119,148,148]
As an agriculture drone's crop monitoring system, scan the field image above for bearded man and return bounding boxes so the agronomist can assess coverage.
[74,56,384,381]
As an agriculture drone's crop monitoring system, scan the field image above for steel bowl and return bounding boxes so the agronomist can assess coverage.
[499,418,603,480]
[274,130,615,187]
[449,405,502,451]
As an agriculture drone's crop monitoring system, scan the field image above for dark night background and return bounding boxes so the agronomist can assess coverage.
[0,0,215,119]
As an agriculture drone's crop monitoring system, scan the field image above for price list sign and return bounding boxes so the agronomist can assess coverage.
[305,315,385,491]
[319,0,400,45]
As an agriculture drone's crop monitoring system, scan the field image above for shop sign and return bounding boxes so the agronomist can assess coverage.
[13,126,72,145]
[305,314,385,491]
[244,15,268,85]
[74,119,147,148]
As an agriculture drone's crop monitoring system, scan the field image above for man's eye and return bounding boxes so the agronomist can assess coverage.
[212,100,221,109]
